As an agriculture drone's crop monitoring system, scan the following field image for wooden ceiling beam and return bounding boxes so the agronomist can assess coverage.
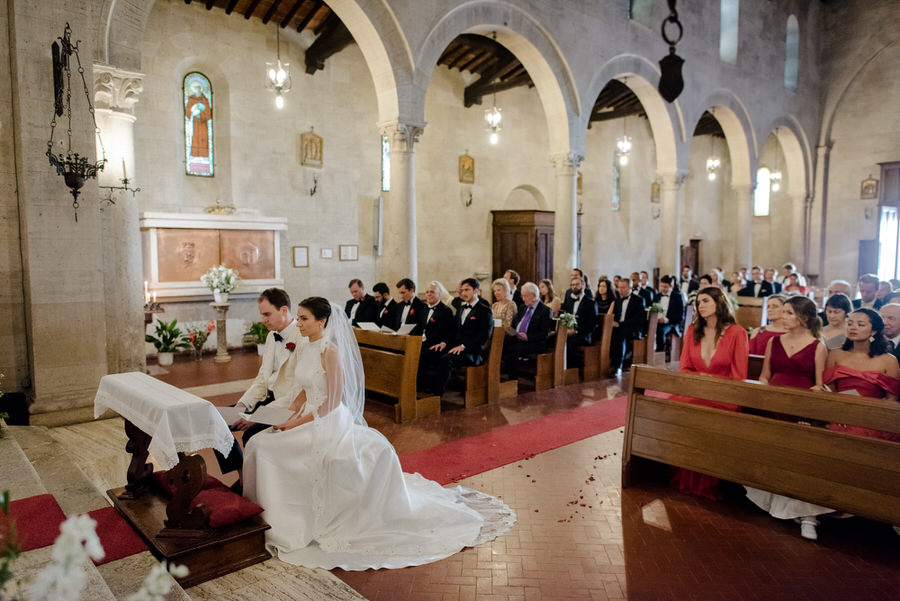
[457,50,489,73]
[440,44,470,68]
[280,0,305,28]
[244,0,262,19]
[305,12,354,73]
[295,0,323,32]
[205,0,215,9]
[262,0,284,24]
[465,76,531,107]
[225,0,240,14]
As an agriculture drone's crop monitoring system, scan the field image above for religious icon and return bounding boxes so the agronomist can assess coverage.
[178,241,197,265]
[577,171,583,196]
[184,72,214,176]
[458,152,474,184]
[860,176,878,200]
[650,181,661,203]
[300,128,323,168]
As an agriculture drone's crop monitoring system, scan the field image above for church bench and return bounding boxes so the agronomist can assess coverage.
[564,309,614,384]
[457,325,512,408]
[535,320,567,390]
[622,366,900,526]
[354,330,439,422]
[631,311,660,366]
[748,354,764,380]
[735,296,766,330]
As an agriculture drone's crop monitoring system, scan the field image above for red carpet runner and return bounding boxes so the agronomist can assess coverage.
[400,396,627,485]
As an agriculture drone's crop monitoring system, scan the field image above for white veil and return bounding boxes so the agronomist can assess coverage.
[323,301,367,426]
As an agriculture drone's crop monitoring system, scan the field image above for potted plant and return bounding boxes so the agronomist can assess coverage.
[146,319,190,366]
[244,321,269,356]
[186,320,216,361]
[200,264,239,303]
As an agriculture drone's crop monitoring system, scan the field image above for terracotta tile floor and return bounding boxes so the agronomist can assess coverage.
[154,351,900,600]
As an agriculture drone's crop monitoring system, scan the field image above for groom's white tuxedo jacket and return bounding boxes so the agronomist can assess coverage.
[238,323,304,411]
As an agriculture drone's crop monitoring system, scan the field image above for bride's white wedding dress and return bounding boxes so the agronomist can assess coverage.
[243,333,515,570]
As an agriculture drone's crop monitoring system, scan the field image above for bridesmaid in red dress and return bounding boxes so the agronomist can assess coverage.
[673,287,749,499]
[748,294,788,355]
[825,308,900,442]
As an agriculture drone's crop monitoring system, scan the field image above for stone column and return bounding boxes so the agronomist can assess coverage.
[550,152,583,287]
[732,183,754,270]
[658,171,686,277]
[94,65,146,375]
[211,303,231,363]
[789,192,806,267]
[810,144,831,279]
[378,121,424,286]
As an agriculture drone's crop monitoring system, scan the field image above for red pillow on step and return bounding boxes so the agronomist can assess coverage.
[153,470,226,497]
[192,488,263,528]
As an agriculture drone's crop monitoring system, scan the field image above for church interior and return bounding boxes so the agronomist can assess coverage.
[1,0,899,599]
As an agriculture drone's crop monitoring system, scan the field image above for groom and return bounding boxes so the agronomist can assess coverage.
[216,288,303,484]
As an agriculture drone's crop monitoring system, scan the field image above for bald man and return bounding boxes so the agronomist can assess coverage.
[879,303,900,365]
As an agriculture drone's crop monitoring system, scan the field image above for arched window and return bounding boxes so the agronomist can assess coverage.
[381,135,391,192]
[754,167,770,216]
[719,0,740,64]
[183,72,214,177]
[784,15,799,90]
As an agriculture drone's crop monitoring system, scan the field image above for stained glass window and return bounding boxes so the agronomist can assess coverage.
[184,72,214,177]
[784,15,799,90]
[754,167,770,216]
[719,0,739,65]
[381,135,391,192]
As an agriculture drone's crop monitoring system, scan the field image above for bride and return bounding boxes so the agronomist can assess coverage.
[243,296,515,570]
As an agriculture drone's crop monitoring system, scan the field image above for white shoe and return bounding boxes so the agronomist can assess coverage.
[800,518,818,541]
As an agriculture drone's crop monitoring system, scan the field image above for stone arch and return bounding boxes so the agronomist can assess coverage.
[581,53,685,176]
[413,0,580,156]
[98,0,409,125]
[690,90,756,187]
[761,115,812,198]
[503,184,550,210]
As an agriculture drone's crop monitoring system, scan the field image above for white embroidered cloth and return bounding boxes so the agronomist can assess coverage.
[93,372,234,470]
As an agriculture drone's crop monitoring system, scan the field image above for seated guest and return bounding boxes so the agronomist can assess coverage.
[504,282,555,380]
[538,279,561,317]
[876,281,894,306]
[679,266,700,297]
[638,271,655,306]
[372,281,398,329]
[451,280,491,313]
[746,296,831,540]
[432,278,493,397]
[764,268,782,294]
[825,309,900,442]
[654,275,686,362]
[564,268,593,305]
[708,269,725,290]
[610,278,646,375]
[491,278,518,336]
[416,281,457,393]
[504,269,524,309]
[595,278,615,316]
[820,279,853,325]
[738,265,774,297]
[672,287,749,499]
[853,273,882,310]
[562,274,597,364]
[781,262,806,287]
[396,278,427,334]
[344,279,378,326]
[783,273,809,295]
[879,303,900,365]
[749,294,788,355]
[822,293,851,350]
[726,271,743,295]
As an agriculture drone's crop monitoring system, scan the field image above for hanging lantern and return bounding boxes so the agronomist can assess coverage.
[265,27,292,109]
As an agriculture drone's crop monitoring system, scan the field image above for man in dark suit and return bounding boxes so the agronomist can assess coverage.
[853,274,882,310]
[564,268,594,305]
[344,279,378,326]
[738,266,774,297]
[610,278,646,374]
[561,274,597,365]
[637,270,656,307]
[433,278,493,397]
[417,281,457,392]
[654,275,686,362]
[679,266,699,298]
[372,281,399,329]
[764,268,783,294]
[504,269,524,309]
[879,303,900,364]
[503,282,555,380]
[396,278,428,335]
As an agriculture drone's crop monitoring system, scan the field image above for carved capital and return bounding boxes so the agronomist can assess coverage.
[379,120,425,153]
[548,152,584,174]
[93,64,145,115]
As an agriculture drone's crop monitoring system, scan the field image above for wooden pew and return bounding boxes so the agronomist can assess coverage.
[735,296,766,330]
[564,309,613,384]
[535,320,567,390]
[623,366,900,525]
[458,326,511,408]
[631,311,660,366]
[354,330,438,423]
[748,354,764,380]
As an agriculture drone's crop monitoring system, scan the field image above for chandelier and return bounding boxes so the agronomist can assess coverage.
[616,118,632,166]
[706,136,720,181]
[484,31,502,145]
[769,129,782,192]
[265,27,292,109]
[46,23,106,222]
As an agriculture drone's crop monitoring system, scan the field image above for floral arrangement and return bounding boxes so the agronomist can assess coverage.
[650,302,664,314]
[187,321,216,359]
[243,322,269,345]
[557,311,578,329]
[0,499,186,601]
[145,319,191,353]
[200,265,239,294]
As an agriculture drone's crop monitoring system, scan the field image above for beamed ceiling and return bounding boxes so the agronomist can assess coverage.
[189,4,725,137]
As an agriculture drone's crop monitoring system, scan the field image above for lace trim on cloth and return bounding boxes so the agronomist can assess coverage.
[300,339,330,419]
[316,486,517,556]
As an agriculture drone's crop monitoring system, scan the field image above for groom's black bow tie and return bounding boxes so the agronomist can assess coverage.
[400,301,410,307]
[273,332,283,342]
[462,303,472,309]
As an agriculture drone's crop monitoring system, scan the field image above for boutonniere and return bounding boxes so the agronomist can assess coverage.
[429,317,435,323]
[409,309,415,316]
[469,316,476,320]
[285,342,296,352]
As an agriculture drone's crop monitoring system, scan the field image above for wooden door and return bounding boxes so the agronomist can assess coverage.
[536,229,553,281]
[680,239,700,276]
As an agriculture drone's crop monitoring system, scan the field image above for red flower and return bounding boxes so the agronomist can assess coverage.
[285,342,296,352]
[469,316,476,320]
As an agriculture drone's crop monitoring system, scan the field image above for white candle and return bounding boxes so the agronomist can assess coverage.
[152,292,157,303]
[122,158,127,181]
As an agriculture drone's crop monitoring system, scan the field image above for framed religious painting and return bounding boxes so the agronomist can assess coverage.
[860,176,878,200]
[292,246,309,268]
[458,152,474,184]
[339,244,358,261]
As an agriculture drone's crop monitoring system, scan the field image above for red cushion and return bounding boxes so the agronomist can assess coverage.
[86,506,148,565]
[153,470,226,497]
[192,488,263,528]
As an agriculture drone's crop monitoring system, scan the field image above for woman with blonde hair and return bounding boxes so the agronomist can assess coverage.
[538,279,561,317]
[491,278,518,336]
[749,294,788,355]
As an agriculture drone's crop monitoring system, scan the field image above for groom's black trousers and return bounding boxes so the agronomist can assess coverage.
[214,391,274,474]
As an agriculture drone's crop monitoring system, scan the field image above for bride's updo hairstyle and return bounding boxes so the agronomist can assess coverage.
[299,296,332,327]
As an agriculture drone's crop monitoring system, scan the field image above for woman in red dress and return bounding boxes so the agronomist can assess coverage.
[748,294,788,355]
[673,287,749,499]
[825,308,900,442]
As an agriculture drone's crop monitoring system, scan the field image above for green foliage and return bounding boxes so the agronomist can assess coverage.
[650,302,665,314]
[557,311,578,330]
[243,322,269,345]
[145,319,191,353]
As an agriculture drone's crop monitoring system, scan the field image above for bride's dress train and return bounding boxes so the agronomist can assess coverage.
[244,331,515,570]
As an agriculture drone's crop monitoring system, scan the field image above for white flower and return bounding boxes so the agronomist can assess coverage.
[200,265,240,293]
[30,515,104,601]
[125,561,188,601]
